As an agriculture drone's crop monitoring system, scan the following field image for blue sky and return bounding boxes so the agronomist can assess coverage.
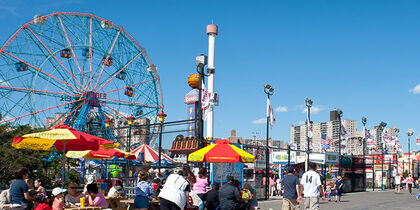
[1,0,420,151]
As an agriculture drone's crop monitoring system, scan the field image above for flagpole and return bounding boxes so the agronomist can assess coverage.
[264,83,274,200]
[305,98,312,172]
[362,117,367,191]
[337,109,343,175]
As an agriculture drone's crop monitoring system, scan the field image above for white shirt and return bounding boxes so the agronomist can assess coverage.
[395,176,401,185]
[300,170,321,197]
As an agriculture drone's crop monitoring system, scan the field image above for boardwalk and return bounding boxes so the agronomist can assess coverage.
[259,188,420,209]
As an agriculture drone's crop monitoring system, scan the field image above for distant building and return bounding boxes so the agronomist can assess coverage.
[228,129,285,148]
[45,113,65,129]
[290,110,399,155]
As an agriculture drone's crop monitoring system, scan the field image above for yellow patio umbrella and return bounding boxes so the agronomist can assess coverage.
[12,125,118,187]
[188,139,255,184]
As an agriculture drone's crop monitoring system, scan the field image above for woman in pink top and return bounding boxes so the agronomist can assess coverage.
[406,174,414,195]
[193,168,209,203]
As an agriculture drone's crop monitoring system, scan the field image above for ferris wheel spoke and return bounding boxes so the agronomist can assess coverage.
[102,78,157,95]
[0,85,82,98]
[2,51,83,93]
[96,50,144,92]
[0,98,83,124]
[101,103,128,118]
[101,98,161,108]
[93,29,121,92]
[54,102,84,126]
[89,15,93,91]
[57,14,89,90]
[25,26,88,93]
[1,91,30,119]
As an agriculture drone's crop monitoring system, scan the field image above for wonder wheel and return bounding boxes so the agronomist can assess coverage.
[0,12,163,145]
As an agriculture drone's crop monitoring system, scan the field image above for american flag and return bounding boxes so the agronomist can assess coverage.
[321,134,332,151]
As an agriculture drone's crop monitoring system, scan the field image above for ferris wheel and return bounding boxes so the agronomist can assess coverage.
[0,12,163,144]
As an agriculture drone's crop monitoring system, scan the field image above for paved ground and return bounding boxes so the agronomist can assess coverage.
[258,188,420,209]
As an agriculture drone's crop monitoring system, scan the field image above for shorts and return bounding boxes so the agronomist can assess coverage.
[134,196,149,208]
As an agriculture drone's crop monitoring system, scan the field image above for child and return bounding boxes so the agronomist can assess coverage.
[326,182,333,201]
[33,193,51,210]
[51,187,66,210]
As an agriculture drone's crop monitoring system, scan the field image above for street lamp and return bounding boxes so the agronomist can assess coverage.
[362,117,367,191]
[378,122,386,189]
[157,110,167,173]
[264,82,274,200]
[305,98,313,172]
[406,130,414,176]
[196,54,208,151]
[337,109,343,175]
[126,116,135,177]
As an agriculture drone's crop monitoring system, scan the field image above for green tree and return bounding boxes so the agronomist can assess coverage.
[0,124,80,189]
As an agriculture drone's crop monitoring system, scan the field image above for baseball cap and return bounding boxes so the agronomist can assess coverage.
[52,187,67,196]
[286,166,294,173]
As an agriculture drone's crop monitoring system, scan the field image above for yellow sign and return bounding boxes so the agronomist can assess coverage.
[12,138,55,151]
[374,164,389,171]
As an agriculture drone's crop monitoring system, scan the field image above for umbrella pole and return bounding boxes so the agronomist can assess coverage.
[220,163,223,187]
[62,142,66,188]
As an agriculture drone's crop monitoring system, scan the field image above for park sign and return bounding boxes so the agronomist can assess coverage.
[417,138,420,146]
[272,151,296,164]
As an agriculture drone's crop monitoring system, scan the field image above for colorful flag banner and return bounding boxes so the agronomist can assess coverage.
[365,128,376,148]
[321,133,332,152]
[307,110,313,138]
[340,125,350,139]
[266,98,276,127]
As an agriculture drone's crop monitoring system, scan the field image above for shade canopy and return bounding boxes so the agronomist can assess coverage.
[151,159,176,168]
[12,125,118,151]
[188,139,255,163]
[131,144,175,163]
[66,147,136,160]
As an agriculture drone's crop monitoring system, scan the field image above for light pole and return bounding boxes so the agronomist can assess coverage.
[196,54,208,152]
[406,130,414,176]
[264,82,274,200]
[362,117,367,191]
[305,98,313,171]
[104,118,112,181]
[157,111,167,173]
[337,109,343,175]
[378,122,386,189]
[126,116,135,177]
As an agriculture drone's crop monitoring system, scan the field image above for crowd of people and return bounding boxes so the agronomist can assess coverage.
[280,163,346,210]
[0,167,120,209]
[0,165,259,210]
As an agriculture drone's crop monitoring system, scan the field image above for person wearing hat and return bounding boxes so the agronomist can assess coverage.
[281,166,301,210]
[51,187,67,210]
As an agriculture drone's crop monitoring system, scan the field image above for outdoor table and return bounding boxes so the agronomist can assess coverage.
[120,199,160,210]
[106,196,127,209]
[64,206,102,210]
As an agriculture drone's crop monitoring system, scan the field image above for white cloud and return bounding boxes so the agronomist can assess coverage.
[301,106,324,114]
[409,84,420,94]
[275,106,288,112]
[251,118,266,124]
[297,121,305,125]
